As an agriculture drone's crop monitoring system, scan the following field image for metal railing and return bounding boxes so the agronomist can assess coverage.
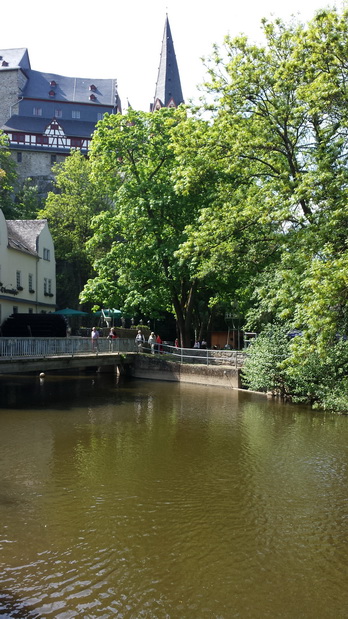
[0,337,246,367]
[141,343,246,368]
[0,337,137,359]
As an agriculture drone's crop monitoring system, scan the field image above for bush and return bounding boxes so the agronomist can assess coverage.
[242,324,348,412]
[241,325,290,396]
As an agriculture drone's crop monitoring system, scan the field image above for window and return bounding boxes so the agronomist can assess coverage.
[71,138,82,148]
[17,152,22,163]
[36,135,48,145]
[13,306,18,314]
[44,278,47,294]
[50,80,57,87]
[72,110,80,119]
[28,274,34,291]
[43,248,50,261]
[28,308,33,314]
[33,107,42,116]
[12,133,25,143]
[55,109,62,118]
[51,155,57,165]
[48,279,52,294]
[16,270,21,288]
[97,113,104,121]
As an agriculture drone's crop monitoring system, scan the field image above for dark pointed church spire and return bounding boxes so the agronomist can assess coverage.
[151,15,184,111]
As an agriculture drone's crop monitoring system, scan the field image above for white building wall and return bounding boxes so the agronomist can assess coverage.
[0,210,56,325]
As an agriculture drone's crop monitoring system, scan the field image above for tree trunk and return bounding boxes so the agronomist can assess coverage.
[171,280,198,348]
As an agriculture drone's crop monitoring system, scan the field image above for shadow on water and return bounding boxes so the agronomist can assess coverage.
[0,371,129,412]
[0,590,41,618]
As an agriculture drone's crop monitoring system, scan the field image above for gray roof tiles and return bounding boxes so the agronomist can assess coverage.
[23,70,117,106]
[0,48,30,71]
[153,16,184,109]
[0,48,118,107]
[6,220,47,256]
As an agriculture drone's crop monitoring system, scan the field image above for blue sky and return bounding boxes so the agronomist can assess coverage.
[2,0,342,111]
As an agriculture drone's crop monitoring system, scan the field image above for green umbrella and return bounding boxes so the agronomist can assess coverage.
[53,307,89,316]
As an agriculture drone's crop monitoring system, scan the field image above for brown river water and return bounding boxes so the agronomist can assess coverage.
[0,372,347,619]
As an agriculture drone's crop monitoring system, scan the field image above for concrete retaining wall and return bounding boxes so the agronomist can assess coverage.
[131,355,242,389]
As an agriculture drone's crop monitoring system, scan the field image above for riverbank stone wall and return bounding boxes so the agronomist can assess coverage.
[131,354,242,389]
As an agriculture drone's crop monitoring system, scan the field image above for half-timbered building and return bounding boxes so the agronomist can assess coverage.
[0,48,121,196]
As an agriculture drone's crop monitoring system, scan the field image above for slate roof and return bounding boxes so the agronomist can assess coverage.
[153,16,184,108]
[3,114,97,138]
[0,48,30,71]
[6,220,47,256]
[0,48,119,108]
[22,70,118,106]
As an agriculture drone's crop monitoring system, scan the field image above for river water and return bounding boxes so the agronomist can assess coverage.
[0,372,347,619]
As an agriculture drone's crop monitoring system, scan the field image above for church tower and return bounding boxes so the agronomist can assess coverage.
[151,15,184,111]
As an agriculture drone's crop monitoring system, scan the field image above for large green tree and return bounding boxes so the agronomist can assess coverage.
[81,108,214,346]
[174,8,348,346]
[39,150,111,308]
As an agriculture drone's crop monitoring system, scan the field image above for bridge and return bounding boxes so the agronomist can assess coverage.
[0,337,136,375]
[0,337,246,377]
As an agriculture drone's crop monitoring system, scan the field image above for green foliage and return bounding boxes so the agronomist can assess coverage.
[81,108,216,346]
[286,338,348,410]
[242,327,348,412]
[173,8,348,349]
[191,7,348,411]
[13,179,43,219]
[0,132,17,217]
[39,150,111,308]
[241,325,291,395]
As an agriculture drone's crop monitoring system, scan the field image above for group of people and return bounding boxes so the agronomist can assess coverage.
[91,327,209,353]
[91,327,163,353]
[91,326,119,350]
[193,339,207,349]
[135,330,162,354]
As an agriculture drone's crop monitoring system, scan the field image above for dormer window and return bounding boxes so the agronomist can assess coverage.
[49,90,55,97]
[50,80,57,87]
[89,84,97,92]
[2,61,9,67]
[89,94,96,101]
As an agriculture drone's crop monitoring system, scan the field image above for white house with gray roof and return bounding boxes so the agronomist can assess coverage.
[0,208,56,324]
[0,48,121,196]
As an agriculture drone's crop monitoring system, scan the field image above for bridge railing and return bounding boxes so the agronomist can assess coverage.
[147,343,246,367]
[0,337,246,366]
[0,337,137,358]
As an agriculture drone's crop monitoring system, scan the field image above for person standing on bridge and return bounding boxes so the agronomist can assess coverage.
[135,330,145,352]
[148,332,156,354]
[91,327,99,351]
[156,334,163,353]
